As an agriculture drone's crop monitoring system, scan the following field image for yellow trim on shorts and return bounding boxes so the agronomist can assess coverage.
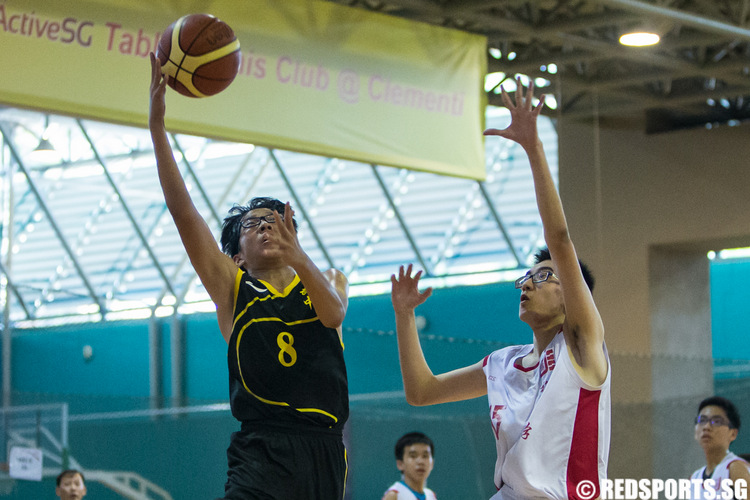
[342,447,348,499]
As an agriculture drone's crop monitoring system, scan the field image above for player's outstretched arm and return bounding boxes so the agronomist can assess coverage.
[391,265,487,406]
[149,52,237,338]
[484,79,607,386]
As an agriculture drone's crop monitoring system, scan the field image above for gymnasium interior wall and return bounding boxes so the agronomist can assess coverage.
[4,116,750,498]
[5,265,750,499]
[557,113,750,481]
[5,283,522,499]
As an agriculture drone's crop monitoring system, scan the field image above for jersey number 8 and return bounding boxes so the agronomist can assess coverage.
[276,332,297,367]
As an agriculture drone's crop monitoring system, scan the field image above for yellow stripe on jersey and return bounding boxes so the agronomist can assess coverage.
[258,274,300,297]
[232,268,242,308]
[232,294,278,330]
[232,273,305,330]
[234,383,339,424]
[238,316,319,330]
[234,315,338,424]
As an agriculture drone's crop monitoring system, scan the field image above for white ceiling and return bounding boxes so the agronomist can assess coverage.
[0,106,556,325]
[325,0,750,132]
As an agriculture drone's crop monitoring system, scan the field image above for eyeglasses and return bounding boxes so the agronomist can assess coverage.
[515,270,559,289]
[694,415,733,428]
[240,214,283,229]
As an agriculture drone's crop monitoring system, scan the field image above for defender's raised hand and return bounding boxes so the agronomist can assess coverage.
[483,77,546,153]
[391,264,432,314]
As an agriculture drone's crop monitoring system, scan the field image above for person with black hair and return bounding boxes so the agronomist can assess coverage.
[55,469,86,500]
[690,396,750,497]
[390,79,610,499]
[382,432,437,500]
[149,54,349,499]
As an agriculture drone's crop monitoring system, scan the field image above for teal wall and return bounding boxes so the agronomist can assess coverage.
[4,282,525,499]
[6,265,750,499]
[12,321,150,397]
[710,258,750,361]
[709,259,750,458]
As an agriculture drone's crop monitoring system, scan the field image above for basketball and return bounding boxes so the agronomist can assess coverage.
[156,14,241,98]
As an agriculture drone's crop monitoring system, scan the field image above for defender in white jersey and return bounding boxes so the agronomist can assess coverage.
[689,397,750,499]
[484,330,610,498]
[391,79,610,500]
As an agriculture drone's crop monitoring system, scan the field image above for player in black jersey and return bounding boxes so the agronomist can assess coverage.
[149,53,350,499]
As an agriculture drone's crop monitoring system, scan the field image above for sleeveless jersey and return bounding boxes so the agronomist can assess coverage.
[690,451,749,499]
[383,480,437,500]
[483,331,611,499]
[228,269,349,430]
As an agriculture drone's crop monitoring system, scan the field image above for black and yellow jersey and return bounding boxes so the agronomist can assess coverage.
[227,268,349,430]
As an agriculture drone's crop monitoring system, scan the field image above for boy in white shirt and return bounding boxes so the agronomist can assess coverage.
[382,432,437,500]
[689,396,750,499]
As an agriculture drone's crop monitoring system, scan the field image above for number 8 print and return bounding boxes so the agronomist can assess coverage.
[277,332,298,367]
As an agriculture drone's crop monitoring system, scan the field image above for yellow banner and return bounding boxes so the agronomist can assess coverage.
[0,0,487,179]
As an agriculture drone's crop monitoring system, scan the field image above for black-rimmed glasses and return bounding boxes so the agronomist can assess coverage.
[514,270,559,289]
[240,214,283,229]
[694,415,733,428]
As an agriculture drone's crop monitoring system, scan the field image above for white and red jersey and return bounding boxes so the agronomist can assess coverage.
[483,331,611,500]
[382,480,437,500]
[690,451,749,499]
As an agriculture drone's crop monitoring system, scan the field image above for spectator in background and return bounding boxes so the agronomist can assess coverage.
[690,396,750,497]
[382,432,437,500]
[56,469,86,500]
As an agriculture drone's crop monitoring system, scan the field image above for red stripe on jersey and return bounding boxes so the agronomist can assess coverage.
[567,388,601,500]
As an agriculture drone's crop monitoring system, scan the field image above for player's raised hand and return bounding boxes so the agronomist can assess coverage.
[149,52,168,126]
[483,77,546,152]
[267,202,306,266]
[391,264,432,314]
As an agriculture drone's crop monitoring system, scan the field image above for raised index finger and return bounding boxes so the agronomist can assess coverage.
[283,203,294,228]
[150,52,158,84]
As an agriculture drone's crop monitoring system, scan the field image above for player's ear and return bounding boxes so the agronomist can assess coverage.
[396,460,405,472]
[232,254,245,268]
[730,428,739,442]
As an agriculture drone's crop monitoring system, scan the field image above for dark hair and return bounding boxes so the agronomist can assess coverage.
[533,247,595,292]
[220,197,298,257]
[56,469,85,487]
[395,431,434,461]
[698,396,741,430]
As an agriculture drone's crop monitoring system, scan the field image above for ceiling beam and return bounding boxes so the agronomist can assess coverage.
[598,0,750,41]
[0,122,106,316]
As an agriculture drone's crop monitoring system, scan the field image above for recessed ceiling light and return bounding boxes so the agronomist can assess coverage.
[619,32,660,47]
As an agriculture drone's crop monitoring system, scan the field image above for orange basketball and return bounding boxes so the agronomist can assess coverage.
[156,13,241,98]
